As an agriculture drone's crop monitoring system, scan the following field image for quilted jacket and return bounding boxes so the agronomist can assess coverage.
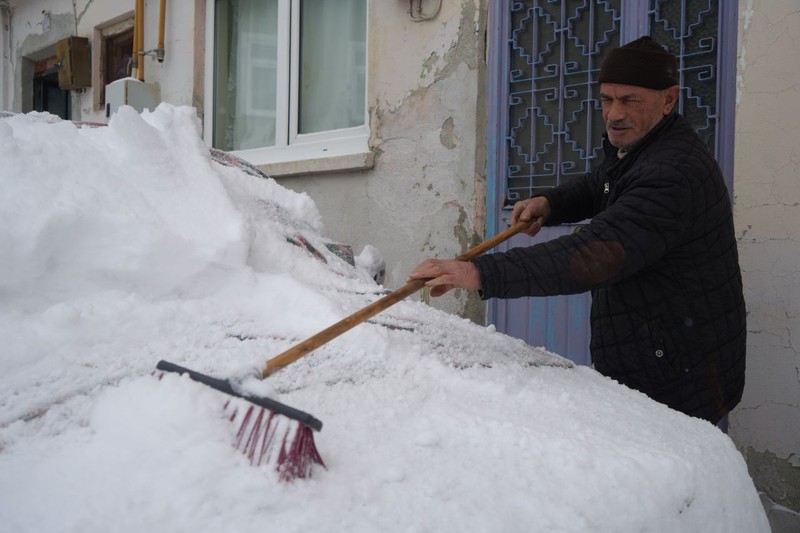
[472,113,746,423]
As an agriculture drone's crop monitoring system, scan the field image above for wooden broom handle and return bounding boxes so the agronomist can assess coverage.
[262,220,530,377]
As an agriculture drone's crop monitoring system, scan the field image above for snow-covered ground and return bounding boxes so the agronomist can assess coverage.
[0,106,769,532]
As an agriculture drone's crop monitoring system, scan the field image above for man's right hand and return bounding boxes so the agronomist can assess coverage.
[407,258,481,297]
[511,196,551,236]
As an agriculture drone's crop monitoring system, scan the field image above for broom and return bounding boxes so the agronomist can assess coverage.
[155,360,324,481]
[156,220,529,481]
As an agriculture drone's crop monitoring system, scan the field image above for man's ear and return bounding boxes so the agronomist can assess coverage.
[663,85,681,114]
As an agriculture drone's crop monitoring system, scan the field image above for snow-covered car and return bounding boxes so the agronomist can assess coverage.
[0,106,769,532]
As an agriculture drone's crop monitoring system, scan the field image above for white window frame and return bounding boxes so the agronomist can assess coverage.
[203,0,370,168]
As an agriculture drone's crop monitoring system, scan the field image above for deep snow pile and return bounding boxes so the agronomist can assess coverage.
[0,105,769,533]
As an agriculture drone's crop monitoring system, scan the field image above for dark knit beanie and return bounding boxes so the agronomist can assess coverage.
[598,36,679,89]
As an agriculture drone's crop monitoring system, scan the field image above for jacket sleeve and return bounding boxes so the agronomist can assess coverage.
[473,160,693,299]
[537,167,602,225]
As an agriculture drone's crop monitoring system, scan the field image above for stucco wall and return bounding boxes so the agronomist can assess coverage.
[5,0,80,113]
[732,0,800,513]
[277,0,488,321]
[76,0,195,122]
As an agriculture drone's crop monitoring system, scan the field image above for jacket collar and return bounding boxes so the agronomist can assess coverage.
[602,112,680,159]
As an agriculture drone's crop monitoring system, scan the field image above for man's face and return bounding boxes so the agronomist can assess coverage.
[600,83,680,150]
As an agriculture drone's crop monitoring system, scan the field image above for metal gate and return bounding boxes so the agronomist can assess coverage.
[485,0,737,365]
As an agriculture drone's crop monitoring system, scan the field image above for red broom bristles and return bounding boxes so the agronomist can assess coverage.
[277,424,326,481]
[225,400,326,481]
[155,362,325,482]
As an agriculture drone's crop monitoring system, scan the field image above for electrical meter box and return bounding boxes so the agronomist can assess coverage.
[105,78,161,121]
[56,36,91,90]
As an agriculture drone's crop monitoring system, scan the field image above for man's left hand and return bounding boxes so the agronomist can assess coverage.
[407,259,481,297]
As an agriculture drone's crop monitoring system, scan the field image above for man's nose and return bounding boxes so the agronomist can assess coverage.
[604,100,625,122]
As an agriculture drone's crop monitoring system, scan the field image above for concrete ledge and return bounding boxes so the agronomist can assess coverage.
[257,151,375,178]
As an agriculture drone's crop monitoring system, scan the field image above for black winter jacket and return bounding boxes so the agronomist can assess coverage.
[472,114,746,423]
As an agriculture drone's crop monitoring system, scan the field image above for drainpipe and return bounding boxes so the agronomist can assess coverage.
[0,0,10,111]
[136,0,145,80]
[131,0,139,79]
[156,0,166,63]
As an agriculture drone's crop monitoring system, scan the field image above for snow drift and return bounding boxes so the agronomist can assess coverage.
[0,105,768,532]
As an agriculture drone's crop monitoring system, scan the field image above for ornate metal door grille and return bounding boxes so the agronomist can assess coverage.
[650,0,722,153]
[505,1,621,205]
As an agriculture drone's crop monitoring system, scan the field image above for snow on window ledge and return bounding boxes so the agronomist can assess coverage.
[257,150,374,177]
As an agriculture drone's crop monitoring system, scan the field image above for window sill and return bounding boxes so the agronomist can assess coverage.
[256,150,374,178]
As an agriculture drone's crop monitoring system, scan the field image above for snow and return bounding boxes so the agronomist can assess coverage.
[0,105,769,532]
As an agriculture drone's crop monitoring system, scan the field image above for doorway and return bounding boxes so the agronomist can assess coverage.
[485,0,738,365]
[33,56,70,119]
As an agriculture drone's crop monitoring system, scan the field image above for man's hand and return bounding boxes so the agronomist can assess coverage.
[407,259,481,297]
[407,198,550,298]
[511,196,551,236]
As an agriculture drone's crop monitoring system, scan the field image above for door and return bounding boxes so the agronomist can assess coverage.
[33,57,70,120]
[485,0,737,365]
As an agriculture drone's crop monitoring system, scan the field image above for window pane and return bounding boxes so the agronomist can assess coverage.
[299,0,367,135]
[214,0,278,151]
[105,30,134,83]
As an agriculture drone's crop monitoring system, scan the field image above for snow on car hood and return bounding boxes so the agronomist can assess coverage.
[0,105,768,533]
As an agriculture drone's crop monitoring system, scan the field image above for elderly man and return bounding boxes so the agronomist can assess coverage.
[409,36,746,426]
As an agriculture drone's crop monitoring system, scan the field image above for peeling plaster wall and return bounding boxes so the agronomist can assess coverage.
[732,0,800,513]
[6,0,78,113]
[278,0,489,321]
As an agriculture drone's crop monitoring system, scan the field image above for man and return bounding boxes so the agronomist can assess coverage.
[408,36,746,425]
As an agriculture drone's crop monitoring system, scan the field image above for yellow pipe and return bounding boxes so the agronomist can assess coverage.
[131,1,139,78]
[157,0,166,62]
[137,0,145,81]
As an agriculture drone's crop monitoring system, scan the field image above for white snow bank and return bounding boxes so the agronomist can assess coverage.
[0,105,769,533]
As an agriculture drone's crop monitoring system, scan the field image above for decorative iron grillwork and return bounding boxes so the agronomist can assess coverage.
[505,1,621,205]
[649,0,719,151]
[504,0,721,205]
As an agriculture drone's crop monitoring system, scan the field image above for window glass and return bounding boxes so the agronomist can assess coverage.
[105,30,134,84]
[299,0,367,134]
[213,0,279,151]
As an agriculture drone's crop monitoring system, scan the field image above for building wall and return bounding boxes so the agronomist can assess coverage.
[4,0,81,113]
[75,0,195,121]
[278,0,489,320]
[0,0,194,122]
[732,0,800,516]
